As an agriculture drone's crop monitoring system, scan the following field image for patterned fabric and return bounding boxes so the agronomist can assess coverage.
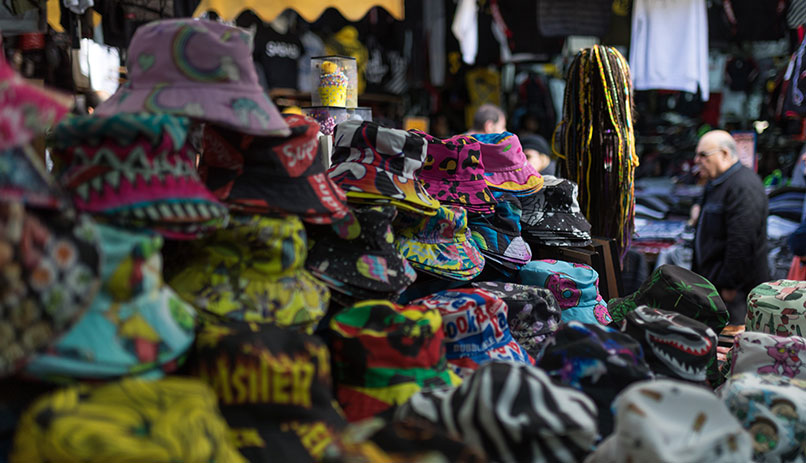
[395,206,485,281]
[329,121,439,215]
[25,224,196,381]
[622,306,717,383]
[0,204,101,377]
[471,281,562,358]
[0,145,67,209]
[396,361,599,463]
[50,113,229,240]
[718,373,806,463]
[0,51,70,150]
[747,280,806,338]
[199,114,350,225]
[412,131,497,214]
[468,194,532,268]
[412,288,534,378]
[537,321,653,436]
[306,206,416,299]
[96,19,289,137]
[520,259,612,325]
[169,215,328,334]
[608,265,729,333]
[472,132,543,192]
[190,321,346,463]
[519,176,592,246]
[728,332,806,380]
[10,377,245,462]
[327,300,461,422]
[588,379,753,463]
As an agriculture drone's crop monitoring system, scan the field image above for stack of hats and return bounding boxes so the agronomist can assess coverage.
[467,194,532,273]
[199,114,351,225]
[412,288,534,378]
[472,131,543,195]
[519,175,592,247]
[49,113,230,240]
[588,379,753,463]
[746,279,806,337]
[472,281,562,358]
[190,321,352,463]
[326,300,460,422]
[520,259,612,325]
[329,121,440,216]
[395,206,485,281]
[168,215,329,334]
[306,206,416,303]
[412,131,497,214]
[397,362,600,463]
[25,224,197,381]
[11,377,245,462]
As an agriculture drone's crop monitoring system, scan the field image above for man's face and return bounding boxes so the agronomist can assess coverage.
[694,138,730,180]
[492,117,506,133]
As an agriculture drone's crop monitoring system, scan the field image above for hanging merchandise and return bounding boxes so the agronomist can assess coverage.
[722,0,788,42]
[464,68,501,131]
[781,36,806,117]
[237,11,303,91]
[537,0,613,38]
[451,0,478,65]
[558,45,639,261]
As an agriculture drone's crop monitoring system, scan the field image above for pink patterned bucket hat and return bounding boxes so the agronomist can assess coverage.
[472,132,543,192]
[95,19,289,137]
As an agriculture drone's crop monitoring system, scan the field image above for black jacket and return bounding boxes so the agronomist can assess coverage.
[693,162,769,292]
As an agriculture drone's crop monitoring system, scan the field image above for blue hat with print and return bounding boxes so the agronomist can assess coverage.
[520,259,612,325]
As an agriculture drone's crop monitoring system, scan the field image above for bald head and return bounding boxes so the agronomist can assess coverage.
[699,130,738,159]
[695,130,740,180]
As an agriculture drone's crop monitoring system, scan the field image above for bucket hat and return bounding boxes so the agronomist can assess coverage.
[537,321,653,436]
[412,288,534,378]
[468,193,532,268]
[747,280,806,337]
[397,361,599,463]
[96,19,289,137]
[395,206,485,281]
[472,131,543,192]
[520,259,612,325]
[471,281,562,358]
[49,113,230,240]
[190,320,347,463]
[718,373,806,463]
[622,306,717,383]
[0,49,72,150]
[326,299,461,422]
[0,144,69,210]
[200,114,350,225]
[11,377,245,463]
[412,131,497,214]
[608,265,730,333]
[587,379,753,463]
[25,224,197,381]
[519,176,592,246]
[329,121,439,215]
[168,215,328,334]
[727,331,806,380]
[306,206,416,299]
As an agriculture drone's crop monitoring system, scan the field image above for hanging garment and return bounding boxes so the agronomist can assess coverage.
[451,0,478,65]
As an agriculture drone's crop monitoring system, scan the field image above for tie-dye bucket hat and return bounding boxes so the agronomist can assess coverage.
[412,131,497,214]
[330,121,439,216]
[25,224,197,381]
[395,206,485,281]
[472,132,543,193]
[468,194,532,269]
[726,331,806,380]
[520,259,612,325]
[168,215,328,334]
[199,114,351,225]
[95,19,289,137]
[11,377,245,462]
[747,280,806,338]
[49,113,230,240]
[326,300,461,422]
[412,288,534,378]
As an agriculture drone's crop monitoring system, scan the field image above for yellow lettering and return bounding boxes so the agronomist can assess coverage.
[272,356,291,404]
[300,422,332,458]
[231,363,249,404]
[311,345,331,382]
[293,362,314,408]
[229,428,266,448]
[215,357,233,404]
[260,351,270,403]
[248,359,258,403]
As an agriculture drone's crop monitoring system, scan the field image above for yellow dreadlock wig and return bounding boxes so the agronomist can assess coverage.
[555,45,638,262]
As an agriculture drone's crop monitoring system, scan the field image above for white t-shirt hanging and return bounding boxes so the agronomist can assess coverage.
[630,0,709,101]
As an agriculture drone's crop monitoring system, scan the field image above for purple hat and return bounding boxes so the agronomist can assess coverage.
[96,19,289,137]
[411,131,497,214]
[472,132,543,192]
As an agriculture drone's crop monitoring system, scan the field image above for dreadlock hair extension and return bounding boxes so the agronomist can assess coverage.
[556,45,638,263]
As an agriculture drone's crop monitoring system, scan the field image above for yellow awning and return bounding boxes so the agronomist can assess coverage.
[192,0,404,22]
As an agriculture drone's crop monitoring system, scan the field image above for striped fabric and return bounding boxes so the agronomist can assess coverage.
[537,0,613,38]
[789,0,806,28]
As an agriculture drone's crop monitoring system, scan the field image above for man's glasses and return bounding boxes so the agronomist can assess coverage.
[695,148,722,158]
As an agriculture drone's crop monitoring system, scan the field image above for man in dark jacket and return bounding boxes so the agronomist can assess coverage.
[693,130,769,328]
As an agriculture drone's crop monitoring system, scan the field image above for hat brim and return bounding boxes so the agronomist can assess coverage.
[330,163,440,212]
[446,339,534,377]
[396,236,485,280]
[96,85,290,137]
[484,168,543,192]
[418,177,497,213]
[345,193,439,216]
[306,249,417,295]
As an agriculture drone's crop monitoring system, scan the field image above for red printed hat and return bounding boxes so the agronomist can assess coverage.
[200,114,351,224]
[411,131,497,214]
[472,132,543,192]
[96,19,289,137]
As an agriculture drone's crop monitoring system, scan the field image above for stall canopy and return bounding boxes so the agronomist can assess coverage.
[192,0,404,22]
